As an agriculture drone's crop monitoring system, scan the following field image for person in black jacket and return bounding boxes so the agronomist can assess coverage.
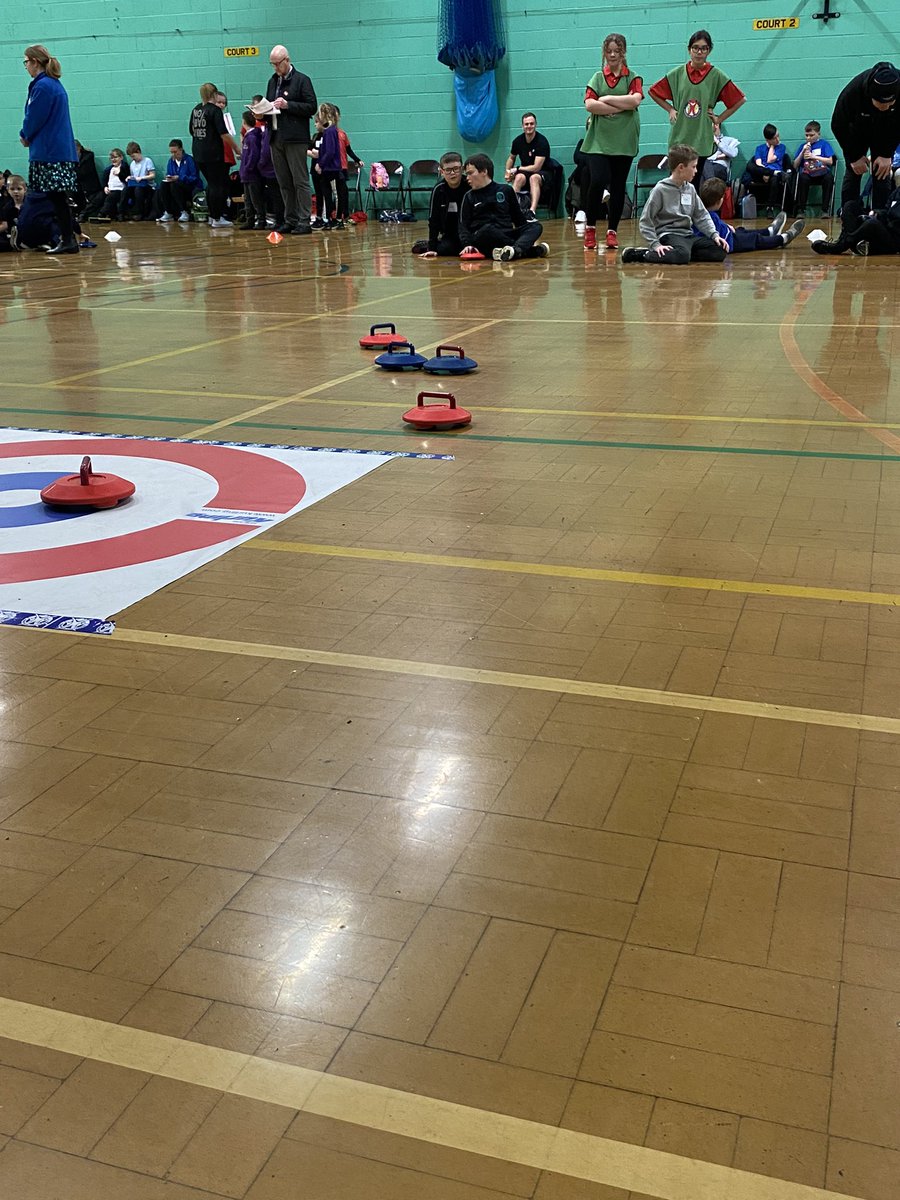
[458,154,549,261]
[74,141,103,218]
[831,62,900,212]
[414,152,470,256]
[812,186,900,256]
[265,44,317,234]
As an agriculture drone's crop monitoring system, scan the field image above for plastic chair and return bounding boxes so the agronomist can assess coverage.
[407,159,440,210]
[365,159,407,214]
[534,158,565,217]
[632,153,668,217]
[345,162,364,210]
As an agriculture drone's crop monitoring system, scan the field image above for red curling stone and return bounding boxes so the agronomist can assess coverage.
[41,456,135,509]
[402,392,472,430]
[359,322,407,350]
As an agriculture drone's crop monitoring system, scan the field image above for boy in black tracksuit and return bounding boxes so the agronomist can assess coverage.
[414,152,470,256]
[457,153,549,261]
[812,186,900,256]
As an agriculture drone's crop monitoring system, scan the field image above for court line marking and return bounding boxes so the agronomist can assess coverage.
[109,627,900,734]
[43,302,900,329]
[39,272,492,388]
[780,289,900,456]
[7,390,900,432]
[214,421,899,462]
[243,538,900,608]
[183,320,501,437]
[0,997,863,1200]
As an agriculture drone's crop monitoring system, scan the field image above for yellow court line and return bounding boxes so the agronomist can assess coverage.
[184,318,500,437]
[10,381,900,434]
[9,381,900,432]
[111,626,900,734]
[355,311,900,330]
[39,272,492,389]
[72,302,900,330]
[245,538,900,609]
[0,997,859,1200]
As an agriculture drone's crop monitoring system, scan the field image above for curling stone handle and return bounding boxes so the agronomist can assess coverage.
[370,323,397,335]
[79,456,93,485]
[435,345,464,359]
[416,392,457,410]
[388,341,415,354]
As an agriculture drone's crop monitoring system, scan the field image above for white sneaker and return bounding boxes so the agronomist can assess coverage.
[209,217,234,228]
[177,211,190,223]
[156,213,172,223]
[535,243,550,258]
[492,245,516,261]
[574,210,586,224]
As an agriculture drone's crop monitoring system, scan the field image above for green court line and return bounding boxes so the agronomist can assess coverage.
[231,421,899,463]
[2,408,897,463]
[0,406,190,424]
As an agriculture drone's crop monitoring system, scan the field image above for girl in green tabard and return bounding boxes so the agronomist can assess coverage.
[581,32,644,252]
[648,30,746,184]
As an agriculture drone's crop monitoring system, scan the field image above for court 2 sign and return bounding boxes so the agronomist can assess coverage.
[752,17,800,30]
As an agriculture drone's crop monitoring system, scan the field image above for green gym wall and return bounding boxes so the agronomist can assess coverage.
[1,2,898,187]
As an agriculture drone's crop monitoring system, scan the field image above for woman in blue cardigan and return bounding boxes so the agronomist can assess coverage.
[19,44,79,255]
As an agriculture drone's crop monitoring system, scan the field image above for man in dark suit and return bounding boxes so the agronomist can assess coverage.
[266,44,317,234]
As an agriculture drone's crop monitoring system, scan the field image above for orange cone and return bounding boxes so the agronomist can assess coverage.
[267,231,284,245]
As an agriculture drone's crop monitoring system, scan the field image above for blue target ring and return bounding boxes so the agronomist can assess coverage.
[0,472,88,528]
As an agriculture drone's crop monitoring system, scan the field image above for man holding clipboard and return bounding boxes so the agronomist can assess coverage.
[259,45,317,235]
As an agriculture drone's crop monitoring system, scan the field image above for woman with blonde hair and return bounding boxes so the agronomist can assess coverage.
[581,33,643,252]
[19,44,80,254]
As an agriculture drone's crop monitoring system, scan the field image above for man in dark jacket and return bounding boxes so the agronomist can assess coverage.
[831,62,900,211]
[265,44,317,234]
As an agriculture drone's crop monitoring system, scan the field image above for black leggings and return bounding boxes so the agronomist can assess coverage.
[200,161,230,220]
[584,154,633,230]
[48,191,75,241]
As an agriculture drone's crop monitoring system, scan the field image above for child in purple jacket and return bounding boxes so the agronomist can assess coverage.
[238,111,281,230]
[312,102,344,229]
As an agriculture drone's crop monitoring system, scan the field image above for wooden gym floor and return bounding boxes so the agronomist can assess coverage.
[0,214,898,1200]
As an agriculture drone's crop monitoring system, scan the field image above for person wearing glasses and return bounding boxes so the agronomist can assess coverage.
[18,44,80,255]
[414,152,470,256]
[649,30,745,184]
[265,44,317,235]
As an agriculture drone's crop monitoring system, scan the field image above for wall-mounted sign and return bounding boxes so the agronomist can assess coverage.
[752,17,800,30]
[224,46,259,58]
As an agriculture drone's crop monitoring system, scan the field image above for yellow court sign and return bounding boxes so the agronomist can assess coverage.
[752,17,800,30]
[224,46,259,58]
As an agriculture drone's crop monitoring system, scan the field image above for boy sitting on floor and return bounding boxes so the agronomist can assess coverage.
[622,144,728,264]
[413,151,469,257]
[699,178,805,251]
[812,186,900,257]
[0,174,25,251]
[456,153,549,261]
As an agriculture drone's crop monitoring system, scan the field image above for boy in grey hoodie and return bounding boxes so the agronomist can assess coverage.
[622,143,729,263]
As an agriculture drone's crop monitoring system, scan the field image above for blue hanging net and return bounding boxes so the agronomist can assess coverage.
[438,0,506,139]
[437,0,506,74]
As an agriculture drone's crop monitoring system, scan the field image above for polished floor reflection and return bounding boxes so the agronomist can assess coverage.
[0,215,898,1200]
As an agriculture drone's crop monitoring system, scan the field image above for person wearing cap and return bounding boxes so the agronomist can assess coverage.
[831,62,900,211]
